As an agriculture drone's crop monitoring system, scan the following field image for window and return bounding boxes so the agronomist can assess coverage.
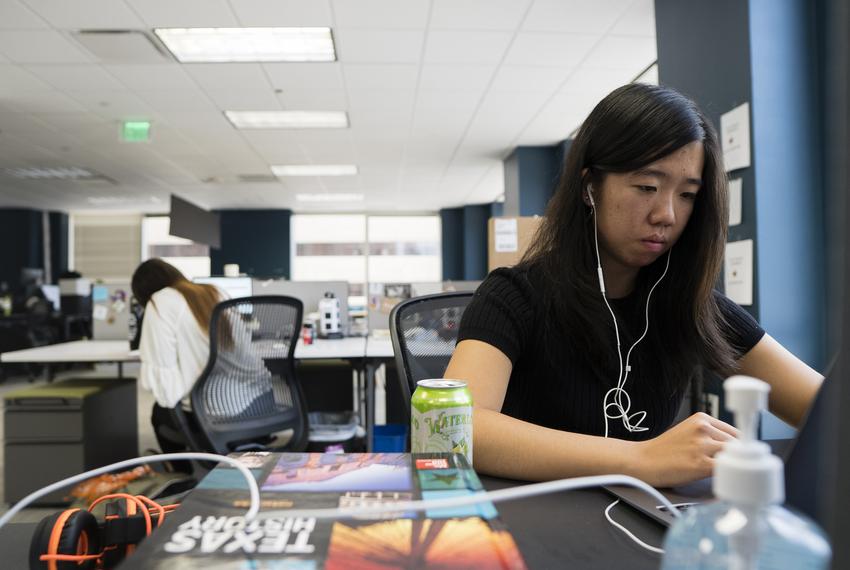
[291,214,441,294]
[367,216,441,283]
[71,213,142,281]
[141,216,211,280]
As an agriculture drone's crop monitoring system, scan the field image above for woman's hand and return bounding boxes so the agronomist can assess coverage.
[630,412,739,488]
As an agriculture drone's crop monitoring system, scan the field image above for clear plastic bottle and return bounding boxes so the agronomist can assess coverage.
[661,376,831,570]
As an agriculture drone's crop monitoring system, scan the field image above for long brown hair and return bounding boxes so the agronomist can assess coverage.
[131,258,221,335]
[522,83,736,393]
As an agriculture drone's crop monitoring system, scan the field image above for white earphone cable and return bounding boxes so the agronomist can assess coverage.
[588,186,673,555]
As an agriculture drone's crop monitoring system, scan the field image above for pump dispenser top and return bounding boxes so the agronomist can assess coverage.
[713,376,784,506]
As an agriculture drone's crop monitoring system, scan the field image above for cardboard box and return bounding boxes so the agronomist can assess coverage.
[488,216,543,272]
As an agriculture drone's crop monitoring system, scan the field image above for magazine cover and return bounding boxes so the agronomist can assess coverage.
[120,452,527,569]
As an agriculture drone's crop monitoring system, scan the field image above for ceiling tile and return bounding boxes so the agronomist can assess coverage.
[2,90,87,113]
[206,89,281,111]
[21,0,145,29]
[65,89,154,120]
[430,0,531,31]
[0,64,52,90]
[347,88,415,113]
[342,64,418,90]
[229,0,332,26]
[413,90,481,135]
[0,112,44,133]
[610,0,655,37]
[562,66,640,98]
[583,35,656,72]
[264,62,344,90]
[105,64,197,90]
[332,0,429,29]
[424,31,513,65]
[31,112,108,132]
[0,1,49,29]
[278,89,348,110]
[335,30,424,63]
[418,64,494,92]
[26,64,125,91]
[490,65,569,93]
[137,89,217,112]
[184,63,272,91]
[504,32,598,68]
[0,30,92,63]
[523,0,632,34]
[125,0,239,27]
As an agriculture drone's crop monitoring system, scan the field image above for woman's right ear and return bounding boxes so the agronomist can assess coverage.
[583,185,595,207]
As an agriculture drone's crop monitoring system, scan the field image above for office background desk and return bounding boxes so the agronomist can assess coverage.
[1,476,667,569]
[0,339,139,378]
[1,338,387,450]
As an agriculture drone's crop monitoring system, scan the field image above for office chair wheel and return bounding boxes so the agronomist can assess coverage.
[29,509,100,570]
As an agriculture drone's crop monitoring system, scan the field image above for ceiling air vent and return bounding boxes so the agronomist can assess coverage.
[73,30,173,63]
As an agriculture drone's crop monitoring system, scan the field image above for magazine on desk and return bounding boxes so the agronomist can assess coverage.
[121,452,527,569]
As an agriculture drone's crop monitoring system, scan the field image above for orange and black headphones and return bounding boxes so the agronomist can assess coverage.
[29,494,178,570]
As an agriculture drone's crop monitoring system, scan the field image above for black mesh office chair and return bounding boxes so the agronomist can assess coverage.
[389,292,474,422]
[175,295,309,454]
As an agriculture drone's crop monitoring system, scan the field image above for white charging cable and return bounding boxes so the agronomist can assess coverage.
[588,187,676,554]
[0,453,260,532]
[0,453,679,558]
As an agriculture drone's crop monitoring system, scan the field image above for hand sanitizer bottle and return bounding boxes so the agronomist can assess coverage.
[661,376,831,569]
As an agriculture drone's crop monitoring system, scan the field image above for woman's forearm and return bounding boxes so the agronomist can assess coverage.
[472,407,639,481]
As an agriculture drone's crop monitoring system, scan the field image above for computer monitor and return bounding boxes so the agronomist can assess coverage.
[193,277,253,300]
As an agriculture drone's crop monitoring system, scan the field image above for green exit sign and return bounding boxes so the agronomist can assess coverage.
[122,121,151,142]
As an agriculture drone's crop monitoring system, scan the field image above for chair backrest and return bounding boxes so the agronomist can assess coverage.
[389,291,474,421]
[190,295,309,454]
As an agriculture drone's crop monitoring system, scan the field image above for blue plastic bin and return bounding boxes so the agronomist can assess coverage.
[372,424,408,452]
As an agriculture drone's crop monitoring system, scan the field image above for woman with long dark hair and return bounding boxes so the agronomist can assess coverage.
[446,84,822,486]
[132,258,225,457]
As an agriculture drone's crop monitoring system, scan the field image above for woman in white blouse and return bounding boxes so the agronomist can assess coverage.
[132,258,224,459]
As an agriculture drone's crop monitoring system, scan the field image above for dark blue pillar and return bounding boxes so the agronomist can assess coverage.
[440,208,464,280]
[0,209,43,289]
[656,0,825,369]
[503,145,563,217]
[462,204,489,280]
[211,210,292,277]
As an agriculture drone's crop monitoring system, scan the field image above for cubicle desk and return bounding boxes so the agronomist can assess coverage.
[0,340,139,379]
[481,475,665,569]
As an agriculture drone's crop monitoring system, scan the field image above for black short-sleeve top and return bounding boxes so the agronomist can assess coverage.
[457,265,765,440]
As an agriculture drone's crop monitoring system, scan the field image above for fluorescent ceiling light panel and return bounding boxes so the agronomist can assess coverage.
[296,193,364,203]
[154,27,336,63]
[272,164,358,177]
[87,196,163,206]
[3,167,96,180]
[225,111,349,129]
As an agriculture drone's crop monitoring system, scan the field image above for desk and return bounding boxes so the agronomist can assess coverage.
[0,460,665,568]
[365,335,395,451]
[0,340,138,378]
[1,338,393,450]
[481,475,665,569]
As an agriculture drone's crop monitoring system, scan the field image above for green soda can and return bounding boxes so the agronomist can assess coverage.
[410,379,473,464]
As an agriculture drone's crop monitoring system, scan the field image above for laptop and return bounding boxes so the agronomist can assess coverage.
[604,380,822,526]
